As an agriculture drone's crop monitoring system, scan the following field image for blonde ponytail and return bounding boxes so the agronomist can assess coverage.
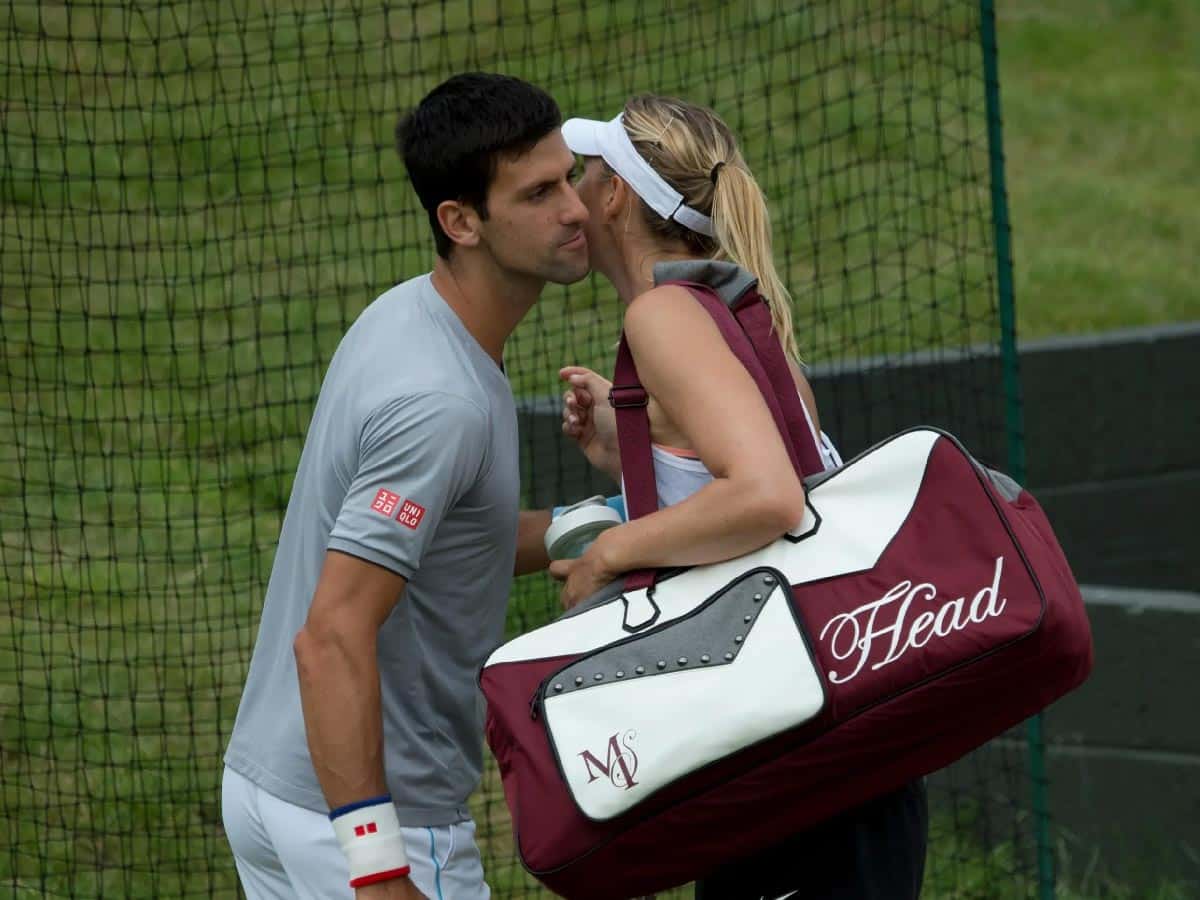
[708,161,799,362]
[619,95,801,363]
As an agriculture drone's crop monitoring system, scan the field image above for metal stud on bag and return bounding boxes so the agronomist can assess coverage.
[541,570,781,697]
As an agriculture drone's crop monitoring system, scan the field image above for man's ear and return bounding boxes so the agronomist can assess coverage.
[436,199,482,250]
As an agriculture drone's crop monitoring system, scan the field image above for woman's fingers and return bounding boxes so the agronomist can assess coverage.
[559,366,609,402]
[563,388,592,423]
[558,365,594,380]
[560,369,602,447]
[572,384,594,409]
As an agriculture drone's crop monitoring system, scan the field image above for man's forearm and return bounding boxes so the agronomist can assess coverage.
[515,509,552,576]
[296,625,421,896]
[295,625,389,807]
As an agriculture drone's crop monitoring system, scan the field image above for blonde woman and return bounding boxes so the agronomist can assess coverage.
[551,95,927,900]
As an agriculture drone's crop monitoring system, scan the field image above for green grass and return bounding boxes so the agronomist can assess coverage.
[998,0,1200,338]
[1,0,1197,897]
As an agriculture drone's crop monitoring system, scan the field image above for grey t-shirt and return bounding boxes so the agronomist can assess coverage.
[224,274,519,824]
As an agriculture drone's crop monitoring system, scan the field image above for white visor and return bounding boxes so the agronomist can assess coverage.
[562,114,715,237]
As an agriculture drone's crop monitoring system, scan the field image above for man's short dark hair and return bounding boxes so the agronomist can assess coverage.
[397,73,561,259]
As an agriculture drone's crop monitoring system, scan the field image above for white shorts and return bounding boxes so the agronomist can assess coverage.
[222,766,490,900]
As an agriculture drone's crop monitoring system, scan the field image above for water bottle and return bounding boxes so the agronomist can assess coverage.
[543,495,623,560]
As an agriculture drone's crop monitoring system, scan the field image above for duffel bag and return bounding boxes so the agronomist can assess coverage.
[480,283,1092,899]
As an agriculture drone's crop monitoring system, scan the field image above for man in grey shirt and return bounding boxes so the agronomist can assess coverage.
[222,73,589,900]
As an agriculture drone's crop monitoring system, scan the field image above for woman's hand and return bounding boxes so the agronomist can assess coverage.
[549,542,618,610]
[559,366,621,480]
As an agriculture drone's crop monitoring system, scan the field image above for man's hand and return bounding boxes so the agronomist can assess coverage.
[549,541,618,610]
[356,876,429,900]
[560,366,620,480]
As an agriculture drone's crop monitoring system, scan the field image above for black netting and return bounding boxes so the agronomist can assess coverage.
[1,1,1039,896]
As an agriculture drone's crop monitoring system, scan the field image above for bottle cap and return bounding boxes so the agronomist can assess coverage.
[544,496,623,560]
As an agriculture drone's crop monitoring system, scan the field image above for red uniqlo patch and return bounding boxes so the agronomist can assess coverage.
[370,489,401,517]
[396,499,426,530]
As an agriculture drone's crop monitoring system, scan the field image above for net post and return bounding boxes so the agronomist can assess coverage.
[979,1,1055,898]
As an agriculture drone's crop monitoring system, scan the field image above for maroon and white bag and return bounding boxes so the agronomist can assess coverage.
[480,281,1093,899]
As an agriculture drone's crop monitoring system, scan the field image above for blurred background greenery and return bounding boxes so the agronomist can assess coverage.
[1,1,1196,897]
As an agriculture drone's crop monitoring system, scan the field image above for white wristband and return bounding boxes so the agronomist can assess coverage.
[329,795,410,889]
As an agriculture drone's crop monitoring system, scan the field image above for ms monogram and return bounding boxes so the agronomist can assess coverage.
[578,730,639,791]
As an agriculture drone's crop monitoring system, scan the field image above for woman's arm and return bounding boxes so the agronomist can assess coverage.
[553,286,806,606]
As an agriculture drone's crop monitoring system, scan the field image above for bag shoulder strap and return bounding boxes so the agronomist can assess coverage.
[610,336,656,592]
[726,286,826,477]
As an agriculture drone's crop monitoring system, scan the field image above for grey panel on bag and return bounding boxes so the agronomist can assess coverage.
[542,570,792,698]
[981,466,1022,501]
[652,259,758,308]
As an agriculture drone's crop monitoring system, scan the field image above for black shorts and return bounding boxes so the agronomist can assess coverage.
[693,779,929,900]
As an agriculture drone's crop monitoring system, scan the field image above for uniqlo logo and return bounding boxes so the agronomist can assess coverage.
[353,822,378,837]
[370,489,400,517]
[396,499,426,530]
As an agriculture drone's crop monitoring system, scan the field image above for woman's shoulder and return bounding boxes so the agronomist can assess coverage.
[626,282,696,313]
[624,283,712,340]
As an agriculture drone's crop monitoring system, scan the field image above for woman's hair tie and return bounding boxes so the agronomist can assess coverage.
[709,161,727,184]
